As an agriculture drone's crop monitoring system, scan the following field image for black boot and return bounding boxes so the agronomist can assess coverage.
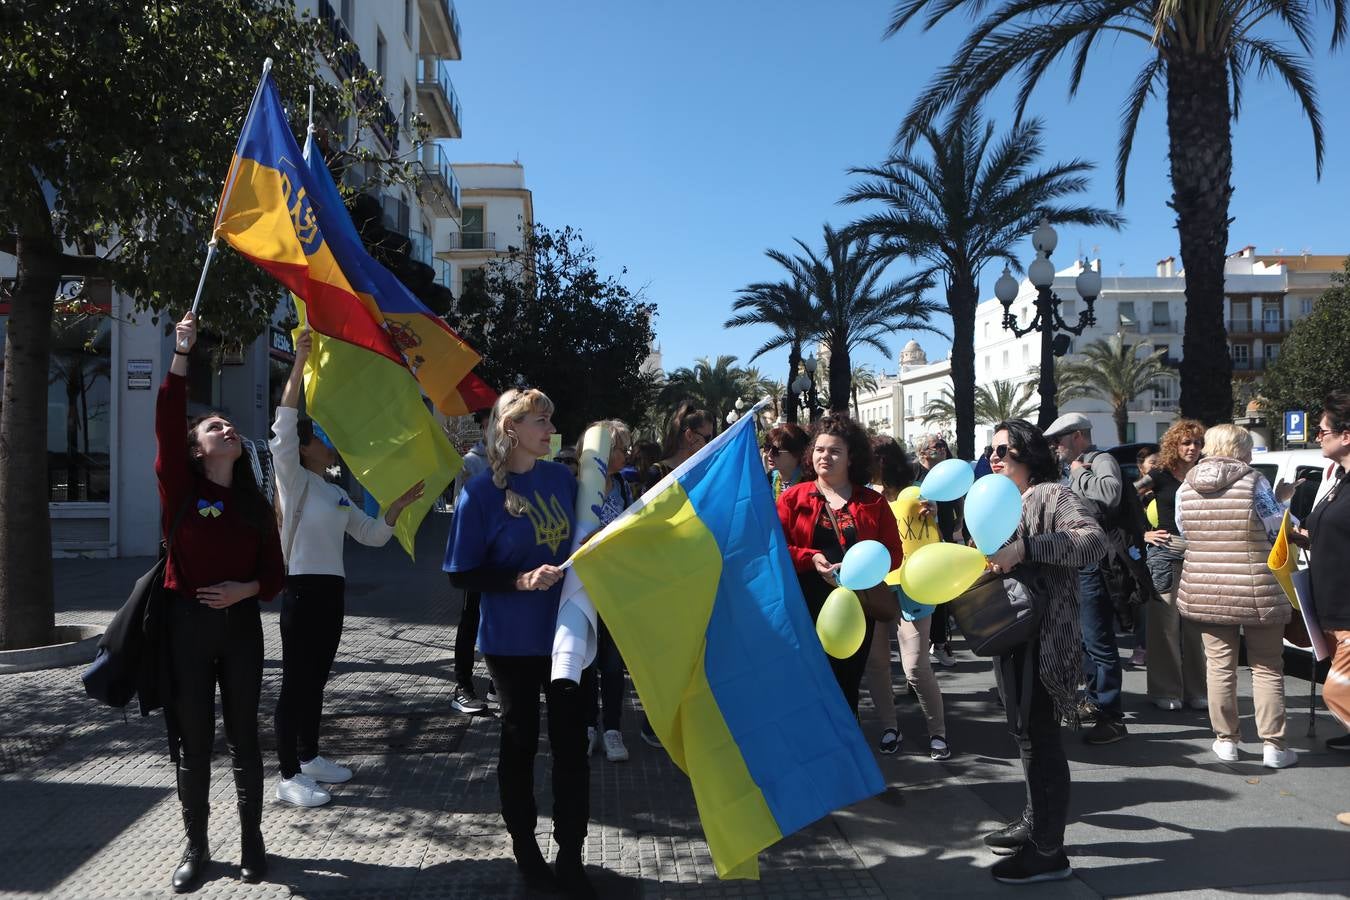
[554,843,596,900]
[173,768,211,893]
[513,834,560,892]
[238,799,267,883]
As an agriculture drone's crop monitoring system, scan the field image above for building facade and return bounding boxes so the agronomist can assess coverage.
[436,162,534,297]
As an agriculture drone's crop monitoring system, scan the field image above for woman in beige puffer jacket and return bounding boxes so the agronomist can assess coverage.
[1175,424,1296,770]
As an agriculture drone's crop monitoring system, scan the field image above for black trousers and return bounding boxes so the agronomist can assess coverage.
[274,574,345,778]
[994,644,1071,852]
[167,593,264,839]
[453,579,482,689]
[800,575,874,714]
[929,603,951,646]
[484,655,590,847]
[582,619,626,732]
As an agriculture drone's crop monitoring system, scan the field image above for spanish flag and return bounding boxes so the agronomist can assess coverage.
[565,408,883,878]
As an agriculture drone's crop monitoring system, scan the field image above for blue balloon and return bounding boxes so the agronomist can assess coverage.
[920,458,975,502]
[838,540,891,591]
[964,474,1024,556]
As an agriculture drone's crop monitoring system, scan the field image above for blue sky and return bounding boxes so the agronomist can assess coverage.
[448,1,1350,383]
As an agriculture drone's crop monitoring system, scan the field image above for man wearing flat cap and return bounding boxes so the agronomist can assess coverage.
[1043,413,1128,745]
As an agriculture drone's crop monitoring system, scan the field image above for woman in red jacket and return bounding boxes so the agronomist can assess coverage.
[158,312,285,893]
[777,415,903,712]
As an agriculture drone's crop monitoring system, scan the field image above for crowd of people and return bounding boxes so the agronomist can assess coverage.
[151,311,1349,895]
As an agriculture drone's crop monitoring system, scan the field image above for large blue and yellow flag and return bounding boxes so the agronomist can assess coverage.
[566,408,884,878]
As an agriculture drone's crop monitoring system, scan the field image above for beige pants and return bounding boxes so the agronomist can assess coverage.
[1147,572,1207,703]
[863,617,946,739]
[1324,629,1350,730]
[1198,622,1287,748]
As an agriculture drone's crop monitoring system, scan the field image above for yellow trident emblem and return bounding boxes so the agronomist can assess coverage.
[522,491,571,554]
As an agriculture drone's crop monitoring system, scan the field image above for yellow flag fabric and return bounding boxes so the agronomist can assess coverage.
[1267,510,1300,610]
[293,297,460,557]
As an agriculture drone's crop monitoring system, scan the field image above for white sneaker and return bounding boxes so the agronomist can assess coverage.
[603,729,629,762]
[1212,739,1240,762]
[586,726,601,756]
[300,755,352,784]
[1263,744,1298,769]
[276,773,331,808]
[1153,698,1183,711]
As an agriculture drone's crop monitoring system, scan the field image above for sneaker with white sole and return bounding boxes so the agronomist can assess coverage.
[451,685,488,715]
[1152,697,1182,711]
[603,729,629,762]
[276,773,331,808]
[300,755,352,784]
[1263,744,1298,769]
[586,726,601,756]
[485,684,499,707]
[932,644,957,667]
[1212,738,1240,762]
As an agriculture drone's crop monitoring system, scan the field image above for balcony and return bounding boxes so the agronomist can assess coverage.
[1150,397,1177,412]
[418,0,463,60]
[417,57,462,139]
[1151,319,1173,333]
[416,141,461,217]
[318,0,399,152]
[1231,356,1266,372]
[1227,318,1293,335]
[444,231,496,251]
[407,230,433,267]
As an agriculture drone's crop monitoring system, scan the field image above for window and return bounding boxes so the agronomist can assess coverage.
[983,355,990,372]
[1125,422,1137,443]
[1300,298,1314,316]
[1262,301,1281,332]
[1157,421,1170,442]
[1152,301,1170,328]
[1265,342,1280,361]
[1061,299,1074,318]
[0,312,113,502]
[340,0,353,25]
[983,322,990,339]
[376,29,387,80]
[1231,343,1251,369]
[1118,300,1136,330]
[1022,344,1029,363]
[462,266,486,293]
[404,0,414,38]
[906,396,913,415]
[461,206,485,247]
[922,391,929,407]
[1001,349,1009,367]
[401,83,411,132]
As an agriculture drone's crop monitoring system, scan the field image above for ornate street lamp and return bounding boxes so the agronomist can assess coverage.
[995,219,1101,430]
[789,354,821,423]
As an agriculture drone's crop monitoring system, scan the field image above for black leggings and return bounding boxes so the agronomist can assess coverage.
[453,580,482,689]
[994,644,1071,852]
[167,594,264,837]
[484,655,590,847]
[582,619,626,732]
[274,574,345,778]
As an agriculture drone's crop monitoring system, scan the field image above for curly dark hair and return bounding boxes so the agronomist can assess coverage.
[186,412,277,535]
[1158,418,1205,471]
[800,414,873,487]
[992,419,1060,485]
[870,435,915,491]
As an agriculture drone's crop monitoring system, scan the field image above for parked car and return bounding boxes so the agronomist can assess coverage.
[1251,449,1334,523]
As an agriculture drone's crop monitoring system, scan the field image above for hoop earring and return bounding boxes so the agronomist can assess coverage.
[506,432,518,449]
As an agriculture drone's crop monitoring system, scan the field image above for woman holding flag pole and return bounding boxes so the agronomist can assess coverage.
[443,388,595,898]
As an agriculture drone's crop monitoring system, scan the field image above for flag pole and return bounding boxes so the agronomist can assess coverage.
[186,57,275,326]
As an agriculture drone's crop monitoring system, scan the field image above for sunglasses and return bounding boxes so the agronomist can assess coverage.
[1315,427,1346,440]
[988,444,1011,460]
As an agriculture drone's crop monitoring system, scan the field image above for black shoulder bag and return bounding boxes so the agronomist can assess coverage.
[948,565,1048,658]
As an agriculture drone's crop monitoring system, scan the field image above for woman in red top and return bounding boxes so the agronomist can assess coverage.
[157,312,284,893]
[777,415,903,713]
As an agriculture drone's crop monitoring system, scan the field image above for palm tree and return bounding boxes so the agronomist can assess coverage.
[1058,334,1173,443]
[725,275,820,424]
[1028,363,1094,407]
[884,0,1345,427]
[767,225,941,414]
[923,379,1039,428]
[661,355,751,431]
[850,364,880,419]
[844,108,1121,460]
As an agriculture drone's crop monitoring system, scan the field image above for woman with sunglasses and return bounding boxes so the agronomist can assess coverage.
[1293,391,1350,774]
[766,423,809,500]
[980,421,1106,884]
[777,415,902,713]
[1141,419,1206,712]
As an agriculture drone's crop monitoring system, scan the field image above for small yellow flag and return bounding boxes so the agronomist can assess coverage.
[1267,510,1300,610]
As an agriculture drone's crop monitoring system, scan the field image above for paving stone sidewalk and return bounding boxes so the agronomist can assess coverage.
[2,514,1347,899]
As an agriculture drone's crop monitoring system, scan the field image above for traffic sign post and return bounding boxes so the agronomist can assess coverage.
[1284,410,1307,444]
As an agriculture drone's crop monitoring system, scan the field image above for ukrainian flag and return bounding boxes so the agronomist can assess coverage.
[568,408,884,878]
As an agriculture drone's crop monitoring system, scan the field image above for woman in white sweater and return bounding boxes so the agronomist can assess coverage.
[270,330,424,808]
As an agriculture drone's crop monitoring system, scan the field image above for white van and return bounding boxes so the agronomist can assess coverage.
[1250,449,1335,523]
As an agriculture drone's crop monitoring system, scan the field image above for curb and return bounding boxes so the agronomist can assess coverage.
[0,624,102,675]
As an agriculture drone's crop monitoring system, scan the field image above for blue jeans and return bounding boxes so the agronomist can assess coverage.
[1079,563,1123,719]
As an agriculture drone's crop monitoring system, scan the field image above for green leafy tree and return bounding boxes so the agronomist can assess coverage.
[843,108,1120,459]
[725,274,820,424]
[660,355,753,432]
[450,223,658,442]
[850,364,880,419]
[1058,335,1172,444]
[1262,260,1350,422]
[884,0,1345,428]
[0,0,411,650]
[767,225,940,414]
[923,379,1039,428]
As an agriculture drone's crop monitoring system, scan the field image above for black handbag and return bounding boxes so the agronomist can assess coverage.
[948,567,1047,657]
[81,499,190,710]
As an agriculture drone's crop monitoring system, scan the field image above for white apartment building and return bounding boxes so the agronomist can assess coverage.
[852,246,1346,453]
[436,162,534,297]
[0,0,470,556]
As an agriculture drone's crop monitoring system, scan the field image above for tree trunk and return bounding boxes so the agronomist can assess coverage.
[828,335,850,415]
[851,386,860,420]
[1167,53,1234,426]
[784,341,801,424]
[0,237,59,650]
[947,280,978,460]
[1113,401,1129,445]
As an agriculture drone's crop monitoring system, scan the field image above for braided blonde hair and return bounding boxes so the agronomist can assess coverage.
[486,388,556,517]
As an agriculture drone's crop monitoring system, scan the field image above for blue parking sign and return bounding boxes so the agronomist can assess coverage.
[1284,410,1307,443]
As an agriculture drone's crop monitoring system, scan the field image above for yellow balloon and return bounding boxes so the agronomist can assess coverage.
[1146,498,1159,528]
[898,485,922,503]
[816,587,867,658]
[898,543,988,605]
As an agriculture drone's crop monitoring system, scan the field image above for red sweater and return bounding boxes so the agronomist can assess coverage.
[155,373,284,601]
[776,481,904,573]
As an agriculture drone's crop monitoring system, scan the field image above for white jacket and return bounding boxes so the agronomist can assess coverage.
[270,407,395,576]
